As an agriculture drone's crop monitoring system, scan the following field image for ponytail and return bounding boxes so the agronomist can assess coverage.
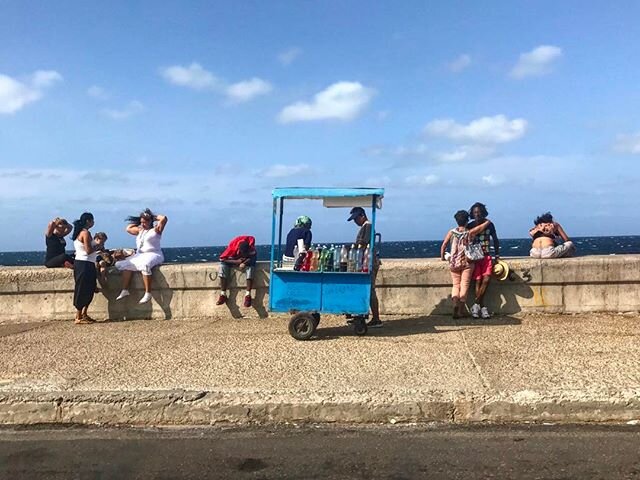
[72,212,94,240]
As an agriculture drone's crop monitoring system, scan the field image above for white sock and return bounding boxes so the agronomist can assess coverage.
[222,290,229,297]
[245,290,251,297]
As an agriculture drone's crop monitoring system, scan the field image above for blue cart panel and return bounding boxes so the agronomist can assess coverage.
[270,271,371,315]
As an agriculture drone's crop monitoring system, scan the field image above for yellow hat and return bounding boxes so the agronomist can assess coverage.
[493,259,510,281]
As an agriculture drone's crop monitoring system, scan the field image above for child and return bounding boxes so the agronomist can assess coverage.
[440,211,492,319]
[93,232,112,281]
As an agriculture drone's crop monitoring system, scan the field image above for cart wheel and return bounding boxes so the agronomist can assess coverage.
[354,320,368,336]
[288,312,316,341]
[312,312,320,327]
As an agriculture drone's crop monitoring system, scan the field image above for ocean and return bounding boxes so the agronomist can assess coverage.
[1,236,639,267]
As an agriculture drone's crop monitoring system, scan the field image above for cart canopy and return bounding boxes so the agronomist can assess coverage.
[272,187,384,208]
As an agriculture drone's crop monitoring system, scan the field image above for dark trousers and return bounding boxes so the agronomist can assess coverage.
[73,260,96,310]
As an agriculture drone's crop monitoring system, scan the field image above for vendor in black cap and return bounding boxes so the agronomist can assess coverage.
[348,207,382,328]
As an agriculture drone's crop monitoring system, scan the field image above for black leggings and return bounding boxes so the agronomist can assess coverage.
[73,260,96,310]
[45,253,74,268]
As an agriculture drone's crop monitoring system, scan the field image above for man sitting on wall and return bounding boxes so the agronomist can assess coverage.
[216,235,257,308]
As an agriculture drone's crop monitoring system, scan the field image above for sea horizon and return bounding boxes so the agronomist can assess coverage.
[2,235,639,267]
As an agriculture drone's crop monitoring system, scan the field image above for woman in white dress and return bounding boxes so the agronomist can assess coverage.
[115,208,168,304]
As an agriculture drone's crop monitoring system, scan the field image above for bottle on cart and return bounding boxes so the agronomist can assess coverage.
[324,246,333,272]
[316,245,327,272]
[310,247,319,271]
[294,251,306,271]
[302,248,313,271]
[355,244,364,272]
[347,244,357,272]
[362,246,370,273]
[334,245,342,272]
[339,244,348,272]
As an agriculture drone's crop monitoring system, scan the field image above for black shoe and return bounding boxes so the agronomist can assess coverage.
[366,319,383,328]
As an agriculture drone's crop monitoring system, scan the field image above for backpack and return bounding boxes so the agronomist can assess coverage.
[449,229,470,272]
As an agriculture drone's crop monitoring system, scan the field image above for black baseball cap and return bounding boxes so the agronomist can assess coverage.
[347,207,366,222]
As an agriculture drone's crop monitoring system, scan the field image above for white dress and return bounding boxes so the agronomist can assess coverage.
[115,228,164,276]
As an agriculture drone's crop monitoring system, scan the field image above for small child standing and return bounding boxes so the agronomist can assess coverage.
[440,211,492,319]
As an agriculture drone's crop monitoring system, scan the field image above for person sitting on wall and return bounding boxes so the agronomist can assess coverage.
[115,208,168,304]
[282,215,312,268]
[44,217,74,268]
[216,235,257,308]
[529,212,576,259]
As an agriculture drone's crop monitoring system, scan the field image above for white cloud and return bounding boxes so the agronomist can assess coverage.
[258,164,312,178]
[0,70,62,114]
[434,145,496,163]
[278,81,375,123]
[87,85,109,100]
[482,174,506,186]
[102,100,145,120]
[510,45,562,79]
[225,78,272,103]
[424,115,527,144]
[613,132,640,154]
[277,47,302,66]
[405,174,440,186]
[447,54,471,73]
[160,63,219,90]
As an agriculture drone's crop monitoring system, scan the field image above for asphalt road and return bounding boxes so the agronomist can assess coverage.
[1,424,639,479]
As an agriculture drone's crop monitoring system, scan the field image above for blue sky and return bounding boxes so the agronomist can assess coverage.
[1,0,639,251]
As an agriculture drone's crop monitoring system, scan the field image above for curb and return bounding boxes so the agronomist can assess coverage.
[1,390,640,425]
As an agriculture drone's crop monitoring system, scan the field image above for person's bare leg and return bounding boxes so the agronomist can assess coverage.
[121,270,133,289]
[142,274,152,293]
[477,277,491,306]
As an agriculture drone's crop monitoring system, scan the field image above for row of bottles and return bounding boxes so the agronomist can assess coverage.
[293,244,370,272]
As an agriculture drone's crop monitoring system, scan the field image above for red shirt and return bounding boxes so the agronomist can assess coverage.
[219,235,256,260]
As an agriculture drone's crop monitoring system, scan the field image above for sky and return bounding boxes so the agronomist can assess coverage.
[1,0,639,251]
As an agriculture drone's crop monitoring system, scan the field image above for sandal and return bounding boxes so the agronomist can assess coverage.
[74,317,94,324]
[81,314,97,323]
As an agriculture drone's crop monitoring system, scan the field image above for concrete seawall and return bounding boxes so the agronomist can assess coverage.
[1,255,639,322]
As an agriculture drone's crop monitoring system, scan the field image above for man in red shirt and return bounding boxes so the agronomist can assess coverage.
[216,235,257,308]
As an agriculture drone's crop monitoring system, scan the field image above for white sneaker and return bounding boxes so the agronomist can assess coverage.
[480,306,491,319]
[139,292,152,304]
[116,289,130,301]
[471,303,481,319]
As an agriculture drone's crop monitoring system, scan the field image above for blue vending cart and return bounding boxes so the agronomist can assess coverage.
[269,187,384,340]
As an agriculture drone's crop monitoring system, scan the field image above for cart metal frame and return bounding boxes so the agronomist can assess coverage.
[269,187,384,339]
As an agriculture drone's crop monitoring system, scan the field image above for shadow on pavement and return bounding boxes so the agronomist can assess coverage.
[314,314,521,340]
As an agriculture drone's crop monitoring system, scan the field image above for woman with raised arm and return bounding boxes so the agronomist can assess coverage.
[115,208,168,304]
[529,212,576,259]
[44,217,74,268]
[72,212,104,324]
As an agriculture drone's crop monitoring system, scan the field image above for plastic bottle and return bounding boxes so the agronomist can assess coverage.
[334,245,341,272]
[339,245,348,272]
[302,248,313,272]
[347,244,356,272]
[310,247,318,271]
[355,245,364,272]
[294,251,306,271]
[317,246,325,272]
[362,246,370,273]
[324,245,333,272]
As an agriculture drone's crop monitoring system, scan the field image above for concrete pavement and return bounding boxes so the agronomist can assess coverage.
[0,312,639,424]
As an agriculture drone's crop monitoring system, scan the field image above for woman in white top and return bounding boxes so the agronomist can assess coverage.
[115,208,168,304]
[72,212,104,324]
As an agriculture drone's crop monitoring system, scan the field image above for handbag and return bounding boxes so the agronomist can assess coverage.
[465,242,485,262]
